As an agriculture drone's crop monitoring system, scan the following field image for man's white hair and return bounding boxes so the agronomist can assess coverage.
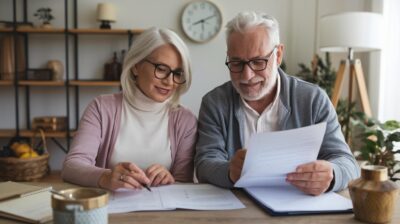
[225,11,280,47]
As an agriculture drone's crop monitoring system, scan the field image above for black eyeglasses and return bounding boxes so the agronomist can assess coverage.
[144,59,186,84]
[225,47,276,73]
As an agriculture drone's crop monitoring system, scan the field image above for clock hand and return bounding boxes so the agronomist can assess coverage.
[192,14,216,26]
[192,19,204,26]
[202,14,216,21]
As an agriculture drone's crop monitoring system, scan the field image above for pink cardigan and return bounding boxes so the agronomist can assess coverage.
[61,93,197,187]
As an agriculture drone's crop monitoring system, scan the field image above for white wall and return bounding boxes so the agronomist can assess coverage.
[0,0,370,170]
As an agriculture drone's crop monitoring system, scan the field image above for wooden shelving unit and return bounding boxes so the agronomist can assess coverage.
[69,80,120,87]
[17,27,65,33]
[0,129,76,138]
[0,129,15,138]
[20,130,76,138]
[0,28,13,33]
[18,80,65,86]
[69,28,143,35]
[1,1,143,154]
[0,80,13,86]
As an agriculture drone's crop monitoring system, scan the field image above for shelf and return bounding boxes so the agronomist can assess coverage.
[69,28,143,35]
[0,129,14,138]
[0,80,13,86]
[0,28,13,33]
[0,28,143,34]
[20,130,76,138]
[69,80,120,87]
[18,80,65,86]
[16,27,65,33]
[0,129,76,138]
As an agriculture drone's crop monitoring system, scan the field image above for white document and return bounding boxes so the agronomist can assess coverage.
[232,123,353,215]
[108,184,245,213]
[235,122,327,188]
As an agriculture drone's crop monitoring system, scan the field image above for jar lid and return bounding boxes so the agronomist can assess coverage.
[51,188,109,211]
[361,165,388,181]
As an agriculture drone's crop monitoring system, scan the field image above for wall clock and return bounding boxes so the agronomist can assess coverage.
[181,1,223,43]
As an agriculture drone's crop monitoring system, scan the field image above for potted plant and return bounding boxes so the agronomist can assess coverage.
[356,119,400,181]
[34,8,54,28]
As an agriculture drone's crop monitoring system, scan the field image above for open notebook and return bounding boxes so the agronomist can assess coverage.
[0,181,52,224]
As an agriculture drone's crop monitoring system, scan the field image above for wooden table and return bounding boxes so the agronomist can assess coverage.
[1,173,399,224]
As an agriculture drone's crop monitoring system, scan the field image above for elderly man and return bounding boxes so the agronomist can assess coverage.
[194,11,359,195]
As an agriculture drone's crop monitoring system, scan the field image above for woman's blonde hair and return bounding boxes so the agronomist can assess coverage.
[120,27,192,108]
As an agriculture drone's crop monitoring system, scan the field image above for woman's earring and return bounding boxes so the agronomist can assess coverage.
[131,70,137,80]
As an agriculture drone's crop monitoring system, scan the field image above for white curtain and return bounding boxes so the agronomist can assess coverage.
[379,0,400,121]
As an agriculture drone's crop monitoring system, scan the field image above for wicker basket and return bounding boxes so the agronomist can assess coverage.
[0,154,49,181]
[0,129,49,181]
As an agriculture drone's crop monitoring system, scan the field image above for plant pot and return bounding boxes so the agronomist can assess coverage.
[348,165,399,223]
[40,23,52,29]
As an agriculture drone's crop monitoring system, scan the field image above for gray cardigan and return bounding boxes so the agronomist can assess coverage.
[194,69,360,191]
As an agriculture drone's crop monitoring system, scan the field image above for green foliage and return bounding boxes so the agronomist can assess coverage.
[355,119,400,181]
[34,8,54,24]
[296,53,336,98]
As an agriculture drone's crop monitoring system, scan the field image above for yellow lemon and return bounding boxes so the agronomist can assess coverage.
[14,144,32,157]
[19,150,39,158]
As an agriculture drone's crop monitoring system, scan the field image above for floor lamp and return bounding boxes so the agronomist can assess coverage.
[319,12,383,118]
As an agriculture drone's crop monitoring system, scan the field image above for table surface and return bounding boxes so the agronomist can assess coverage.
[1,173,399,224]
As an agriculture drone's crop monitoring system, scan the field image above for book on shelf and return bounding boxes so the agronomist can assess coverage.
[0,181,52,224]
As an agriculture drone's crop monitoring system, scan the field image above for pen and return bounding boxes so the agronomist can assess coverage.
[128,169,151,191]
[142,183,152,192]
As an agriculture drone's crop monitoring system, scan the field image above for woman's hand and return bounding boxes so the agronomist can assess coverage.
[98,162,150,191]
[146,164,175,186]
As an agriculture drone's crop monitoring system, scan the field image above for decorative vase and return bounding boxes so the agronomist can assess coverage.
[47,60,64,81]
[348,165,399,224]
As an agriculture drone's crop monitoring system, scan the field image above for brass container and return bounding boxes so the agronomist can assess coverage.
[349,165,399,224]
[52,188,109,224]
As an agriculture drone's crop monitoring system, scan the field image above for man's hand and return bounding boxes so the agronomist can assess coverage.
[286,160,334,196]
[229,149,246,183]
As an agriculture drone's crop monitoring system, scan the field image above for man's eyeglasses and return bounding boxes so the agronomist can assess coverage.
[144,59,186,84]
[225,47,276,73]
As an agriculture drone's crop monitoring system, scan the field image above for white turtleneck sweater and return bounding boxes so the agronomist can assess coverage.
[110,88,172,170]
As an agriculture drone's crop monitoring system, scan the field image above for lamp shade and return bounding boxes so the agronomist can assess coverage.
[97,3,116,22]
[319,12,383,52]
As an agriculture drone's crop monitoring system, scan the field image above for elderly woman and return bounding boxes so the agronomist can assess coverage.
[61,27,197,191]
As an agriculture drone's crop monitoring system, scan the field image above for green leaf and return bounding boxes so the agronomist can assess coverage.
[377,130,385,147]
[387,132,400,142]
[385,141,394,151]
[383,120,400,130]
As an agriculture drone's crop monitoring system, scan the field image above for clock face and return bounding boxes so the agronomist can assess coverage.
[181,1,223,43]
